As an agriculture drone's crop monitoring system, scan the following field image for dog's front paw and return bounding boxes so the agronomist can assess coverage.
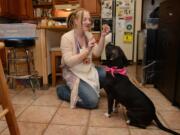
[104,112,111,118]
[126,120,130,124]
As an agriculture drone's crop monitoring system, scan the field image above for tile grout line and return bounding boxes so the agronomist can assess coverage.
[82,110,91,135]
[122,107,132,135]
[0,97,35,134]
[15,97,35,120]
[0,121,8,135]
[156,111,171,129]
[41,101,62,135]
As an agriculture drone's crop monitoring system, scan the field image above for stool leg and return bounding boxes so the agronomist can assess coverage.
[26,48,36,96]
[7,49,12,88]
[25,49,31,75]
[34,76,40,90]
[13,48,17,76]
[29,77,37,99]
[51,52,56,86]
[30,49,36,73]
[30,75,40,90]
[7,49,16,89]
[7,49,11,75]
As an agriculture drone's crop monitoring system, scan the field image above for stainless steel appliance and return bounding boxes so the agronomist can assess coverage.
[101,0,135,60]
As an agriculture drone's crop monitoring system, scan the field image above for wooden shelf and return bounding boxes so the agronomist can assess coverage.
[33,2,53,8]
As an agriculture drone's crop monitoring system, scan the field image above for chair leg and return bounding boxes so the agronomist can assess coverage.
[7,49,16,89]
[25,49,31,75]
[7,49,11,75]
[0,59,20,135]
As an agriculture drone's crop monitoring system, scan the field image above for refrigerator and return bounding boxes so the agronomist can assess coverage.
[101,0,135,60]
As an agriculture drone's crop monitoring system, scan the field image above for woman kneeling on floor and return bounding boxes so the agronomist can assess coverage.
[57,8,110,109]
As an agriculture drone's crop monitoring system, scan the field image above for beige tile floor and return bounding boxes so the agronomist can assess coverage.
[0,65,180,135]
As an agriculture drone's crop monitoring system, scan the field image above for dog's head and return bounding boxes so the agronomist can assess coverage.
[103,43,129,68]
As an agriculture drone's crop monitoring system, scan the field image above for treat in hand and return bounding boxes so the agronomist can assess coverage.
[101,24,110,37]
[88,37,96,48]
[85,31,96,49]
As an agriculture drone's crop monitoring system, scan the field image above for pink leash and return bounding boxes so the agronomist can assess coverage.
[105,66,127,77]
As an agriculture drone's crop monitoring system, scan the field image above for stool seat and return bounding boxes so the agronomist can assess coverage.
[4,39,35,47]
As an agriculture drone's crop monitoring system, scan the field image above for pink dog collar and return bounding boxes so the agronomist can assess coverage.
[105,66,127,77]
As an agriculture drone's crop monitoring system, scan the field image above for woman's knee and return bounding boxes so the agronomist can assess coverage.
[86,96,99,109]
[78,80,99,109]
[56,84,65,94]
[56,84,70,101]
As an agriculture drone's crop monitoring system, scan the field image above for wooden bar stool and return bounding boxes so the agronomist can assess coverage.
[50,48,62,86]
[0,44,20,135]
[4,39,40,96]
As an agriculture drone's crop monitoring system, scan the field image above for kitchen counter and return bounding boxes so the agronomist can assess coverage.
[37,25,70,30]
[36,25,100,33]
[34,25,69,87]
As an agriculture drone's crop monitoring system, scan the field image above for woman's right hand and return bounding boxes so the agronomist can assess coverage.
[87,37,96,50]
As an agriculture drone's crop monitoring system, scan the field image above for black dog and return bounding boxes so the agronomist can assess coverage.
[101,43,179,135]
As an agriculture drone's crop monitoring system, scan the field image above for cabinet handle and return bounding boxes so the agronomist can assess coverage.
[169,12,173,16]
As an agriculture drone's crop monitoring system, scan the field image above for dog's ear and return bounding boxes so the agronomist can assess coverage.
[117,47,129,67]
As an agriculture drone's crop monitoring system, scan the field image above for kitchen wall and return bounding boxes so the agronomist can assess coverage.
[133,0,142,62]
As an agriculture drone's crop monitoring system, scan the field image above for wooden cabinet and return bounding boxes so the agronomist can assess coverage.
[0,0,33,19]
[80,0,100,17]
[18,0,33,19]
[0,0,101,19]
[0,0,8,16]
[154,0,180,106]
[7,0,20,18]
[0,0,19,18]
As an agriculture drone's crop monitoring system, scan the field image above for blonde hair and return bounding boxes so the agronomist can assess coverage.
[67,8,89,29]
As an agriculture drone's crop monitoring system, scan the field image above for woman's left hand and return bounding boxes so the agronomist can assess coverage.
[101,24,110,37]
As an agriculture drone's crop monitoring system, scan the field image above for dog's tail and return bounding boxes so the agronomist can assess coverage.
[154,114,180,135]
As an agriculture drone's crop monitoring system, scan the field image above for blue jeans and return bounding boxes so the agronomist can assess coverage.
[56,66,106,109]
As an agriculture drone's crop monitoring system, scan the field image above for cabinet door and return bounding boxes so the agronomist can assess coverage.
[155,0,180,103]
[80,0,100,17]
[7,0,20,18]
[0,0,9,16]
[18,0,33,19]
[0,0,33,19]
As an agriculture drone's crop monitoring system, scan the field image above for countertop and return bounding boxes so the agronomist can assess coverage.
[36,25,70,30]
[36,25,100,33]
